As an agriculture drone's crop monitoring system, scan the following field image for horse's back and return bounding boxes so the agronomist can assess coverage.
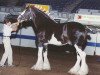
[65,22,85,32]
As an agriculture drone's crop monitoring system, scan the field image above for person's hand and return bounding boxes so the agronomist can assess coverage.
[11,23,18,31]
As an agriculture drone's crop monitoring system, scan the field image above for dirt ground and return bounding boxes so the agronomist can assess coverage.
[0,44,100,75]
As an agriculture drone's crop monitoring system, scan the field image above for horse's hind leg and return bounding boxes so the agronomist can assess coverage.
[43,43,51,70]
[68,52,81,74]
[31,47,44,70]
[74,44,88,75]
[68,44,88,75]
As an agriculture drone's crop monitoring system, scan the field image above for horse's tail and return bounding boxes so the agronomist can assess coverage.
[85,25,97,34]
[86,35,91,40]
[81,31,91,50]
[85,26,91,40]
[85,25,96,41]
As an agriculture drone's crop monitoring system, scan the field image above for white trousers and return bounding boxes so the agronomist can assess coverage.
[0,37,13,66]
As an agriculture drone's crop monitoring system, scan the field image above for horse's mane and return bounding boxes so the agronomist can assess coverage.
[31,6,57,24]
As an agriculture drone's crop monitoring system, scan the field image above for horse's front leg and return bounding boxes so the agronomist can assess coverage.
[43,43,51,70]
[31,46,44,70]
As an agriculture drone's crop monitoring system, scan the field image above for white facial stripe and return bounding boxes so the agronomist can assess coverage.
[20,10,26,16]
[18,10,26,19]
[18,10,27,22]
[29,9,32,19]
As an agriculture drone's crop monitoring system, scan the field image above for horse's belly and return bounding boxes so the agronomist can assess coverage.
[48,34,62,45]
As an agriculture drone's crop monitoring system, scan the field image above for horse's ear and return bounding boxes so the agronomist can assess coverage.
[25,4,30,9]
[26,3,35,9]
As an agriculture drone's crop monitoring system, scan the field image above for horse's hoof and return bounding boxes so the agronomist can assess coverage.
[76,72,88,75]
[43,67,51,70]
[43,63,51,70]
[68,66,80,75]
[68,70,78,75]
[31,65,43,70]
[77,70,88,75]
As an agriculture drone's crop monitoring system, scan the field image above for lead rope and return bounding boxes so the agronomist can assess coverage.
[17,23,22,66]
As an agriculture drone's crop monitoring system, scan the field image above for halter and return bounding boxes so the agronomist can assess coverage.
[29,8,37,29]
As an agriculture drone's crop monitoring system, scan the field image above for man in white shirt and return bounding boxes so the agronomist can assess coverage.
[0,15,18,67]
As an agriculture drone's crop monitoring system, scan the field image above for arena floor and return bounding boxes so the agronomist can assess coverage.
[0,44,100,75]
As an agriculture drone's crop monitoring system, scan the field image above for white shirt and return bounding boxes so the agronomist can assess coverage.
[3,24,12,36]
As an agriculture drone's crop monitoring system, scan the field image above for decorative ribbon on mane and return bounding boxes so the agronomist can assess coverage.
[26,3,35,9]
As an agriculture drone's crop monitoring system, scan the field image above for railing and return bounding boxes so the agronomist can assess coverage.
[72,0,100,13]
[0,6,23,15]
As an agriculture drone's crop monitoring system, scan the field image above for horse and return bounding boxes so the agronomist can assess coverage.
[15,4,91,75]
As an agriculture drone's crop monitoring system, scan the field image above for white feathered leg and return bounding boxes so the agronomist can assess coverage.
[31,47,44,70]
[68,53,81,74]
[43,49,51,70]
[78,51,89,75]
[74,44,89,75]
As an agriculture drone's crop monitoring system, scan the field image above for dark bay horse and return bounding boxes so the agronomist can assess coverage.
[15,5,91,75]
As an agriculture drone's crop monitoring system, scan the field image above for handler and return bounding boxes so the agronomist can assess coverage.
[0,14,18,67]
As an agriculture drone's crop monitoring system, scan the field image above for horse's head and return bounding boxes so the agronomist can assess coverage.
[17,4,36,23]
[17,4,57,32]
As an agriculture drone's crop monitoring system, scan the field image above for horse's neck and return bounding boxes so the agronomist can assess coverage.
[35,16,57,31]
[53,24,64,36]
[33,10,60,33]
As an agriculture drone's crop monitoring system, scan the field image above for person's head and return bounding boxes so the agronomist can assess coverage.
[4,18,10,24]
[4,14,18,24]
